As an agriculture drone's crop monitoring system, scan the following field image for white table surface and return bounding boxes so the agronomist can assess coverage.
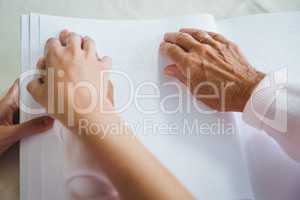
[0,0,299,199]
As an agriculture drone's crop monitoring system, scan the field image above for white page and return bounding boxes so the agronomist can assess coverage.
[21,14,253,200]
[218,12,300,200]
[20,14,66,200]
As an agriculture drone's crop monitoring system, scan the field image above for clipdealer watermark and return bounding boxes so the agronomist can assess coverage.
[19,65,288,135]
[19,66,230,116]
[77,118,236,139]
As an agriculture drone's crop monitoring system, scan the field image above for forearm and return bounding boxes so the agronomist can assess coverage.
[73,107,194,200]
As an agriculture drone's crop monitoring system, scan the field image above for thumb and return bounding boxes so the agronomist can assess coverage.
[2,79,20,111]
[3,116,54,143]
[27,79,47,107]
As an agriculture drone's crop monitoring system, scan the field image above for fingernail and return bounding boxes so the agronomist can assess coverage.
[164,68,175,76]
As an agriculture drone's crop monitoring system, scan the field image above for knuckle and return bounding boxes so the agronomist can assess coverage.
[46,37,57,46]
[45,38,57,50]
[46,47,59,58]
[168,44,177,52]
[210,32,220,39]
[194,32,210,44]
[168,45,179,55]
[214,35,223,41]
[196,45,208,54]
[45,38,60,56]
[196,30,205,36]
[197,31,209,39]
[213,34,226,43]
[192,32,201,38]
[176,33,188,43]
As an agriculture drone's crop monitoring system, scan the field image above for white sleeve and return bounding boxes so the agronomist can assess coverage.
[242,68,300,162]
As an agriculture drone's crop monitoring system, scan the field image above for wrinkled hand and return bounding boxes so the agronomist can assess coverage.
[0,80,53,155]
[160,28,265,112]
[27,30,114,127]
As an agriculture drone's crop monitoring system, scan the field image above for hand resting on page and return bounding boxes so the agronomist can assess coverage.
[160,28,265,112]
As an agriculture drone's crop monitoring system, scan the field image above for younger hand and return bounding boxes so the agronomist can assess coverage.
[27,30,114,127]
[160,28,265,112]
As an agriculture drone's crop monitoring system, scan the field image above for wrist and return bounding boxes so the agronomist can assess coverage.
[71,101,124,139]
[239,69,265,112]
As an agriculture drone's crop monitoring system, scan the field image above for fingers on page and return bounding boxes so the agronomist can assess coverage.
[160,42,187,65]
[180,29,220,48]
[164,32,198,51]
[82,36,96,54]
[44,37,62,56]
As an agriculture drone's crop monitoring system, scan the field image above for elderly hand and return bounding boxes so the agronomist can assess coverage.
[0,80,53,155]
[27,30,114,128]
[160,28,265,112]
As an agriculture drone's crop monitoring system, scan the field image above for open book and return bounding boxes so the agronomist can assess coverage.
[20,12,300,200]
